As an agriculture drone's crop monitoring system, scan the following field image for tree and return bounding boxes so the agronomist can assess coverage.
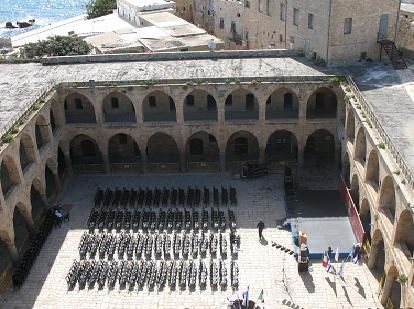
[23,36,90,58]
[84,0,117,20]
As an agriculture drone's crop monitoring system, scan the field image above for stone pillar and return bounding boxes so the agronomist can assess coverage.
[8,244,20,267]
[180,151,187,172]
[297,147,305,169]
[141,154,149,173]
[380,274,396,306]
[102,153,111,174]
[220,151,226,172]
[23,215,35,236]
[259,147,266,163]
[40,192,49,210]
[334,145,341,170]
[367,242,380,269]
[52,171,63,194]
[64,152,73,174]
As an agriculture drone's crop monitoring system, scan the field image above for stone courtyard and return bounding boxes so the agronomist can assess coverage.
[1,171,381,309]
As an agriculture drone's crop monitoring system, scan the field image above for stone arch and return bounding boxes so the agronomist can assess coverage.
[304,129,335,167]
[265,87,299,119]
[394,209,414,253]
[19,133,36,173]
[143,90,176,122]
[342,152,351,188]
[225,88,259,121]
[350,174,360,209]
[69,134,103,165]
[108,133,141,164]
[44,161,57,199]
[306,87,337,119]
[265,130,298,162]
[346,109,356,140]
[226,130,259,162]
[378,175,396,221]
[147,132,179,163]
[50,99,60,132]
[12,202,33,243]
[366,150,379,192]
[183,90,217,121]
[102,91,136,123]
[30,177,47,216]
[360,198,371,235]
[64,92,96,123]
[186,131,219,162]
[355,127,367,163]
[1,155,21,197]
[35,115,51,150]
[368,229,385,271]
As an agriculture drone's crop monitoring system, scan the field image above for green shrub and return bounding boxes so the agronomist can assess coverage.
[145,80,154,86]
[396,274,408,283]
[356,104,361,109]
[73,83,79,87]
[2,134,14,143]
[225,79,231,84]
[196,79,203,84]
[274,78,281,82]
[235,78,240,84]
[32,104,40,110]
[351,94,356,99]
[378,142,385,149]
[127,86,133,91]
[313,57,326,66]
[40,98,45,103]
[345,86,351,92]
[186,81,193,85]
[23,35,90,58]
[393,170,401,175]
[85,0,117,19]
[401,179,406,185]
[11,127,19,134]
[103,82,118,86]
[366,119,372,128]
[52,82,62,90]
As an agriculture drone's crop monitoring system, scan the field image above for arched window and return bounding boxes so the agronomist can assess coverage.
[189,138,204,155]
[81,140,96,157]
[235,137,248,155]
[226,94,233,106]
[111,97,119,108]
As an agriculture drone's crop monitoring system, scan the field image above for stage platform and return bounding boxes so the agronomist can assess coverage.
[286,190,357,259]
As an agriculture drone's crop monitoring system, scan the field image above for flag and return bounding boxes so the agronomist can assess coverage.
[352,254,359,264]
[242,286,250,306]
[322,251,329,267]
[348,245,354,257]
[339,260,345,277]
[258,289,264,304]
[327,260,335,273]
[335,244,339,262]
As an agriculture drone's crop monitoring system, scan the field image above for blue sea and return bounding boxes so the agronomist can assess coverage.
[0,0,85,37]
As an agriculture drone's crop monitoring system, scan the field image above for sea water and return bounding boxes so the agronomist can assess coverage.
[0,0,85,37]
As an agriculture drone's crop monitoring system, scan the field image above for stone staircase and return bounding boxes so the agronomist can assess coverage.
[378,38,407,70]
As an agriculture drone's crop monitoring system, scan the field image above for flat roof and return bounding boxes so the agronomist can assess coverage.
[120,0,175,10]
[139,11,188,26]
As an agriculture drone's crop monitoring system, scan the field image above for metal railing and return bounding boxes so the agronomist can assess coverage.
[346,74,414,190]
[111,163,142,173]
[148,163,179,173]
[187,162,219,172]
[74,164,105,173]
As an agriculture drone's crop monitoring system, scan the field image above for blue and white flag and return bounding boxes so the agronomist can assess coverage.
[352,254,359,264]
[242,286,250,306]
[339,260,345,277]
[335,244,340,262]
[348,245,354,257]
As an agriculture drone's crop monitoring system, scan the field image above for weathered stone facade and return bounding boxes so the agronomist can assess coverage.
[176,0,401,65]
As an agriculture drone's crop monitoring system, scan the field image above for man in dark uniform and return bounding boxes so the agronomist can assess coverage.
[257,219,265,240]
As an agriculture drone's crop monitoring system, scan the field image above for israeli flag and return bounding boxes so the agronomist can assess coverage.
[242,286,250,306]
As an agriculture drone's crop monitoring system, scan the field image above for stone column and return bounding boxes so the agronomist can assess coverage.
[380,274,396,306]
[8,243,20,267]
[63,152,73,174]
[367,241,380,269]
[259,147,266,163]
[23,215,35,236]
[50,165,63,193]
[141,154,149,173]
[180,151,187,172]
[102,153,111,174]
[40,192,49,210]
[220,151,226,172]
[297,147,305,169]
[334,145,341,170]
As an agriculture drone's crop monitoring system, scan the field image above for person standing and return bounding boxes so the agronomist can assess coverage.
[257,219,265,240]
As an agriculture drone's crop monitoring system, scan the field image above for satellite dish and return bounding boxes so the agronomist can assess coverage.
[208,40,216,50]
